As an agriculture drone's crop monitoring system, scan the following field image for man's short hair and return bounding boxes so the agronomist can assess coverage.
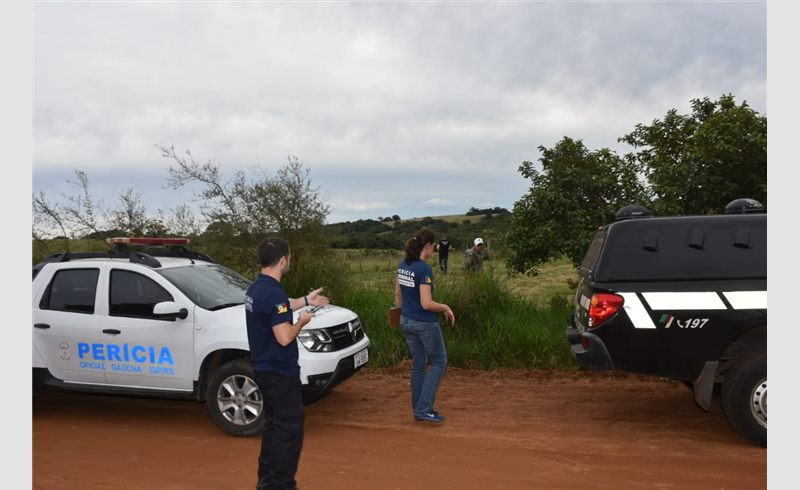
[258,237,290,268]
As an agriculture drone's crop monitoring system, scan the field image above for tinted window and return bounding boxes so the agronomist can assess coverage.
[579,228,606,274]
[109,270,174,319]
[40,269,100,314]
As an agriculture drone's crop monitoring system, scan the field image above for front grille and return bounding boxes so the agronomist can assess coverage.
[326,319,365,351]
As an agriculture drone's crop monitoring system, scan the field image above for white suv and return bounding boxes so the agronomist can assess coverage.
[32,238,371,437]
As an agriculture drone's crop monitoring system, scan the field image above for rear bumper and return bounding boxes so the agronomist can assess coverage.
[566,319,614,372]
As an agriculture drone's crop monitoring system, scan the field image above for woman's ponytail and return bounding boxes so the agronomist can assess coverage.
[404,228,435,265]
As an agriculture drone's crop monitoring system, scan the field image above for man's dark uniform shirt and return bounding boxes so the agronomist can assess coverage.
[438,239,452,257]
[245,273,298,375]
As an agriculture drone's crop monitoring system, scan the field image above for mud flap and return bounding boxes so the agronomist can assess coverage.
[692,361,719,411]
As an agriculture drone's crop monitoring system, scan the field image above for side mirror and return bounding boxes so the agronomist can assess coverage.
[153,301,189,321]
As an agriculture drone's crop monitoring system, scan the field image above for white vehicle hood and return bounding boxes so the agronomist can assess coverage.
[293,304,358,329]
[201,303,357,332]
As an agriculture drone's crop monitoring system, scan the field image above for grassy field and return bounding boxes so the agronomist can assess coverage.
[387,214,475,226]
[33,237,581,371]
[386,213,507,227]
[333,248,577,308]
[33,237,579,308]
[330,248,580,370]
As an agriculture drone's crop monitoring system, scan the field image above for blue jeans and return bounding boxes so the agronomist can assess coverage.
[400,316,447,417]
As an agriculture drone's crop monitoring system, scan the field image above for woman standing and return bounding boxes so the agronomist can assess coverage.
[395,228,456,423]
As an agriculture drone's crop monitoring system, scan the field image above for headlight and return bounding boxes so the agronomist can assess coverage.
[297,329,333,352]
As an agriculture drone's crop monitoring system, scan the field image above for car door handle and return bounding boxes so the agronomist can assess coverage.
[102,329,121,335]
[34,323,50,329]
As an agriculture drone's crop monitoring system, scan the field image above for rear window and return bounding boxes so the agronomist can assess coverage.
[579,228,606,275]
[39,268,100,314]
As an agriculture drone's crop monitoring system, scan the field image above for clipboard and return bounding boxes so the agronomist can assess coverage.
[387,307,401,328]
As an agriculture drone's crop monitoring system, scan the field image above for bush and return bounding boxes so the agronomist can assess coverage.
[546,292,571,311]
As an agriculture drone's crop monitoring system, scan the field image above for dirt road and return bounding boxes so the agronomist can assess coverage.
[33,365,766,490]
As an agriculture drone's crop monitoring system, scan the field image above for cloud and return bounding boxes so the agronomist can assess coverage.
[31,1,766,224]
[423,198,455,208]
[330,198,392,213]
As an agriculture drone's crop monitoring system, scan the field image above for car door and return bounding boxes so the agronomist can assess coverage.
[33,266,106,385]
[99,265,195,391]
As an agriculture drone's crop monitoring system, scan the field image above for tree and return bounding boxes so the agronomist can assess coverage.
[109,187,167,237]
[32,170,169,262]
[32,170,104,242]
[619,94,767,215]
[505,137,648,275]
[159,145,342,296]
[163,204,203,237]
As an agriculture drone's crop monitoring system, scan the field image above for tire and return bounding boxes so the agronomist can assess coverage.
[720,352,767,447]
[206,359,265,437]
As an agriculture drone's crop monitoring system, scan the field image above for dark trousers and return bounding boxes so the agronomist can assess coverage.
[255,370,304,490]
[439,254,449,273]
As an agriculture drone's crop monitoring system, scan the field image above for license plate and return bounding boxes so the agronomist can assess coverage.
[354,348,369,368]
[576,317,587,333]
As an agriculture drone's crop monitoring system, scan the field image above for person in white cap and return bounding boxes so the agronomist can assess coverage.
[460,238,484,274]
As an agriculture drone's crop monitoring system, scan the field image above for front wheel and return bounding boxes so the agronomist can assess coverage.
[721,352,767,447]
[206,359,265,437]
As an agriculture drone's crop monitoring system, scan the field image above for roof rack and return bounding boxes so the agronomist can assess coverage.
[32,237,216,273]
[34,251,164,269]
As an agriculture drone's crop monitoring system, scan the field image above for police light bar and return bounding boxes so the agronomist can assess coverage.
[107,237,190,246]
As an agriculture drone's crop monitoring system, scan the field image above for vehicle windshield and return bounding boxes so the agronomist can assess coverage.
[157,264,252,311]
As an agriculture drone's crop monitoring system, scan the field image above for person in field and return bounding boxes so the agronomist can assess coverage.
[394,228,456,423]
[460,237,485,274]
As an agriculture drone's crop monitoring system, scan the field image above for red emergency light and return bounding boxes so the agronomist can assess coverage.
[106,237,190,246]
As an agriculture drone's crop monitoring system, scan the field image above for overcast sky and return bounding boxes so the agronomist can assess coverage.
[31,1,767,225]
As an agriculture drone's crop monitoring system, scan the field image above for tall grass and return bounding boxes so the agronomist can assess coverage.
[335,254,579,371]
[33,240,580,371]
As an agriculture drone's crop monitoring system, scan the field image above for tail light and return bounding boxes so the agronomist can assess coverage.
[588,293,624,328]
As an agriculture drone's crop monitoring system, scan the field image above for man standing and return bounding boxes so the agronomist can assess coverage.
[460,238,485,274]
[245,237,329,490]
[436,233,453,274]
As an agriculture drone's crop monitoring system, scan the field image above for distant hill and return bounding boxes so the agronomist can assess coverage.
[325,209,511,251]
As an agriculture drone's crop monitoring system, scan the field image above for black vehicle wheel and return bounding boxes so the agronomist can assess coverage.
[721,351,767,448]
[206,359,265,437]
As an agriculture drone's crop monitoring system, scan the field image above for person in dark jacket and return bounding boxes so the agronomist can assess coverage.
[246,237,329,490]
[436,233,453,274]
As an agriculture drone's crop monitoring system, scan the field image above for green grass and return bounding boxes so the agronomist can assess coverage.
[388,214,476,226]
[333,251,580,370]
[33,239,581,371]
[331,248,577,308]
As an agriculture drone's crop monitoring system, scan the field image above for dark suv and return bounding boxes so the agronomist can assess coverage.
[566,199,767,447]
